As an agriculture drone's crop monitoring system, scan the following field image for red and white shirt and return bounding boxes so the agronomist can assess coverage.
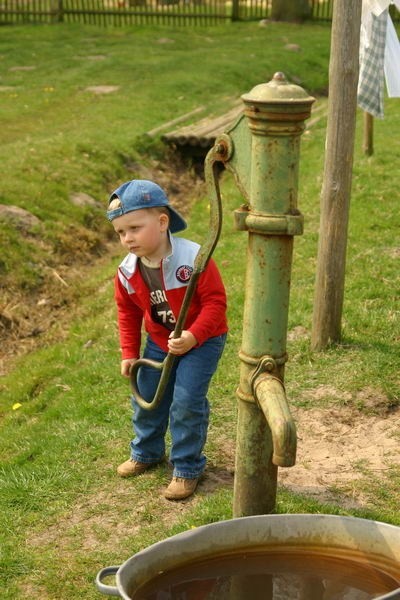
[114,235,228,359]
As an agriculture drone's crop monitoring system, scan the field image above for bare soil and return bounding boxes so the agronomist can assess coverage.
[0,154,202,376]
[24,401,399,567]
[280,401,399,508]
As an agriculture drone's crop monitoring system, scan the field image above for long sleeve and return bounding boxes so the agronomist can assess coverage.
[114,274,143,359]
[186,259,227,347]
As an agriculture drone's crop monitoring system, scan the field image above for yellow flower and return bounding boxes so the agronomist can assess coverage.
[12,402,22,410]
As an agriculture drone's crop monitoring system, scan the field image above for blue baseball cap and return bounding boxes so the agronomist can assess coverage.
[106,179,187,233]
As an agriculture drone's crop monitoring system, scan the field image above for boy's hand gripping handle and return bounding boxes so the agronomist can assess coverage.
[130,141,227,411]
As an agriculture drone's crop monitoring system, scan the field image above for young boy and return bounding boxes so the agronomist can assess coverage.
[107,179,227,500]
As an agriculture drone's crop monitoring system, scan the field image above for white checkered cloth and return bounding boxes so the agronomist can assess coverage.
[385,13,400,96]
[357,9,388,118]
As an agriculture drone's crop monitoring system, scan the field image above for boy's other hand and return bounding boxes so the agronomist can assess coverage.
[121,358,137,377]
[168,330,197,355]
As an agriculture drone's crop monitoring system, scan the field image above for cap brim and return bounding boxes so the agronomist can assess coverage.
[168,206,187,233]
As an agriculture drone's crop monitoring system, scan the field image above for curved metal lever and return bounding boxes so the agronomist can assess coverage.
[130,141,227,410]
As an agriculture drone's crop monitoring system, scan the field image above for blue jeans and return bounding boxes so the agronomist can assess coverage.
[130,333,226,479]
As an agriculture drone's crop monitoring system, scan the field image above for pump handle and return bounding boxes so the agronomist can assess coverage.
[130,143,225,411]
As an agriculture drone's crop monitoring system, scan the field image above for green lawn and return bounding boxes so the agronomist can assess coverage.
[0,20,399,599]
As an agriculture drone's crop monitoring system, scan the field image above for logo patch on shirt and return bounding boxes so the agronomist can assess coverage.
[176,265,193,283]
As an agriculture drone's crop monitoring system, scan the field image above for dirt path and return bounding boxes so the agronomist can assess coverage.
[279,403,400,508]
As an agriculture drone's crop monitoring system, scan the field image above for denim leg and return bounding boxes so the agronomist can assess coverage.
[130,337,175,464]
[169,334,226,479]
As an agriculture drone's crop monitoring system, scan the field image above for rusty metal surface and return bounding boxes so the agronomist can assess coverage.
[230,73,314,517]
[253,374,297,467]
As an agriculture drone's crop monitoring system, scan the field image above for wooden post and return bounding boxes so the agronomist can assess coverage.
[363,111,374,156]
[271,0,311,21]
[58,0,64,23]
[231,0,240,21]
[311,0,362,351]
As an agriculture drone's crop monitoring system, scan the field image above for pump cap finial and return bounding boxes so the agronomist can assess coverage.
[241,73,315,106]
[272,72,287,83]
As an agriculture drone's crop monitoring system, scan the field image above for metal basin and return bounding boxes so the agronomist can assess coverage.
[96,514,400,599]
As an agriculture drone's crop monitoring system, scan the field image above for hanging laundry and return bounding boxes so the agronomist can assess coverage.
[384,13,400,96]
[358,0,400,117]
[358,8,388,118]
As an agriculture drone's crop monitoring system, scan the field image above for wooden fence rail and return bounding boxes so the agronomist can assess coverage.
[0,0,333,25]
[0,0,397,26]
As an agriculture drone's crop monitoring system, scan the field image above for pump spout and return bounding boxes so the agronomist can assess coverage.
[253,375,297,467]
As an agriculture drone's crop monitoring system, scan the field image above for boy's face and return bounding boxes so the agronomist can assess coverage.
[112,208,169,261]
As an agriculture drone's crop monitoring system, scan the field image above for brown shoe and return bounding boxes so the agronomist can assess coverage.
[117,459,155,478]
[164,477,199,500]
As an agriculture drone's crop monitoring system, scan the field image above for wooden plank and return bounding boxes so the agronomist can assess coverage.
[162,102,243,148]
[161,98,326,151]
[146,106,206,137]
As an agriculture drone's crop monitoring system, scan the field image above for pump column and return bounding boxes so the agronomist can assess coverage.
[233,73,314,517]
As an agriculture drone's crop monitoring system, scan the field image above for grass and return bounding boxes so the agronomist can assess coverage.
[0,20,330,293]
[0,20,399,599]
